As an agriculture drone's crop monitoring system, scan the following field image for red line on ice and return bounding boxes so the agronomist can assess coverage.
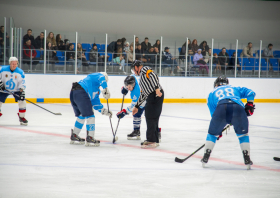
[1,125,279,173]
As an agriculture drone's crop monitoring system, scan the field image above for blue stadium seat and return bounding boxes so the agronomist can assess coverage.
[213,49,220,55]
[237,49,243,57]
[56,51,63,56]
[100,44,106,52]
[243,58,254,71]
[107,53,113,62]
[55,56,65,65]
[257,50,263,57]
[178,47,182,54]
[82,43,91,52]
[228,49,235,57]
[35,50,41,58]
[84,52,90,61]
[269,59,279,71]
[274,50,280,57]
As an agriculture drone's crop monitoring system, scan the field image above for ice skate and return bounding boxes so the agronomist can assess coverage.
[127,129,141,140]
[85,131,100,147]
[243,150,253,170]
[17,113,28,126]
[0,113,2,117]
[141,140,159,149]
[201,149,211,168]
[70,129,85,145]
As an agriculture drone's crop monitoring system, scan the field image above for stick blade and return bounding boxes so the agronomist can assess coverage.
[175,157,184,163]
[273,157,280,161]
[54,113,62,115]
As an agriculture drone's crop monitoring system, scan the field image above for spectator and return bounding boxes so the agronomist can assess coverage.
[153,39,161,50]
[66,43,82,73]
[115,47,123,58]
[77,43,89,67]
[180,39,192,59]
[154,47,160,64]
[199,41,209,56]
[46,42,58,71]
[113,54,125,71]
[191,39,199,54]
[213,53,221,73]
[240,42,253,57]
[124,41,130,53]
[141,37,151,53]
[22,39,39,69]
[135,44,147,62]
[34,32,45,50]
[218,47,230,71]
[163,47,181,73]
[204,48,212,64]
[56,34,66,51]
[147,47,156,64]
[0,26,9,47]
[89,43,106,65]
[193,49,209,74]
[23,29,35,46]
[229,51,241,72]
[121,37,126,48]
[135,37,140,45]
[262,43,274,58]
[108,39,122,53]
[46,32,57,47]
[127,44,134,63]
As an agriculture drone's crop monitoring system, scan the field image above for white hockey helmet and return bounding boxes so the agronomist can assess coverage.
[9,57,19,64]
[100,72,108,82]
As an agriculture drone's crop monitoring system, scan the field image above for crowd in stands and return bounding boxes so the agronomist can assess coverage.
[0,26,279,75]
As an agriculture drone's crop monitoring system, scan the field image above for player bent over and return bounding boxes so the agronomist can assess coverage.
[116,75,146,140]
[201,76,256,169]
[70,72,112,147]
[0,57,28,125]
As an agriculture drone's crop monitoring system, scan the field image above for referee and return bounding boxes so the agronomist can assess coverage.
[132,60,164,148]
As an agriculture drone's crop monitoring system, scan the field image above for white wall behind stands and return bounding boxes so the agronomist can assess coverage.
[24,74,280,100]
[1,0,280,41]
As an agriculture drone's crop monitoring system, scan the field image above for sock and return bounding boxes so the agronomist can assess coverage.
[18,100,26,117]
[73,116,86,135]
[133,116,141,130]
[86,115,95,137]
[204,134,219,153]
[237,133,250,155]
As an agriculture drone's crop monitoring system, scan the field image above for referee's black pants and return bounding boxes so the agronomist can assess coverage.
[145,90,164,143]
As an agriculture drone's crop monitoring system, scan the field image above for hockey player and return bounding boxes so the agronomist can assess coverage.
[70,72,112,147]
[201,76,256,169]
[0,57,28,125]
[116,75,146,140]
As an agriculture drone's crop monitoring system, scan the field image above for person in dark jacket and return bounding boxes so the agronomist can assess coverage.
[199,41,209,56]
[56,34,66,51]
[218,48,229,71]
[23,39,39,70]
[153,39,160,50]
[229,51,241,71]
[141,37,151,53]
[89,43,107,66]
[46,42,58,72]
[107,39,122,53]
[135,44,147,62]
[23,29,35,47]
[147,47,156,65]
[180,39,192,60]
[34,32,45,50]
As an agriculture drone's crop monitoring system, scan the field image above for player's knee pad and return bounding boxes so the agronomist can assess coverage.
[206,134,218,143]
[236,133,250,144]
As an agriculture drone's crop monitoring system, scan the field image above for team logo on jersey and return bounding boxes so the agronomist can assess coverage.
[15,75,17,79]
[5,79,16,90]
[5,74,8,78]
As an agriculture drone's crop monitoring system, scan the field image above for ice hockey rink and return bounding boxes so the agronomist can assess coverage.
[0,102,279,198]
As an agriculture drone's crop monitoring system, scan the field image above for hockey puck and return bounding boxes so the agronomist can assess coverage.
[273,157,280,161]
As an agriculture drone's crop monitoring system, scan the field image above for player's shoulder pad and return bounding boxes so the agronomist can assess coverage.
[0,65,11,73]
[15,67,25,78]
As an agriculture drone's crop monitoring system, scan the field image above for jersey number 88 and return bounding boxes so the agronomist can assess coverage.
[215,88,234,100]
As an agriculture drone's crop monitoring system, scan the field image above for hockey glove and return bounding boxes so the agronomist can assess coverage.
[217,134,222,140]
[245,102,255,116]
[116,109,128,119]
[101,108,112,118]
[19,91,25,101]
[102,88,110,100]
[121,86,128,95]
[0,80,5,91]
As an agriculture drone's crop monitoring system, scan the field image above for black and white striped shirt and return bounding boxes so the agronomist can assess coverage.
[135,66,162,108]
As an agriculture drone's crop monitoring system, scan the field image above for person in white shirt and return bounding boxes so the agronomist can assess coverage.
[0,57,28,125]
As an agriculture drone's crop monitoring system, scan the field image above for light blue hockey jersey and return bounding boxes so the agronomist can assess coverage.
[0,65,26,92]
[126,75,145,113]
[78,73,107,113]
[207,85,256,117]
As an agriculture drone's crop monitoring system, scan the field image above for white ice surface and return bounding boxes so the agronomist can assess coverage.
[0,103,280,198]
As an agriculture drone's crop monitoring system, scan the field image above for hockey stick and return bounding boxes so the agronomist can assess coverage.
[175,124,230,163]
[113,94,125,143]
[4,90,62,115]
[274,157,280,161]
[106,99,116,140]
